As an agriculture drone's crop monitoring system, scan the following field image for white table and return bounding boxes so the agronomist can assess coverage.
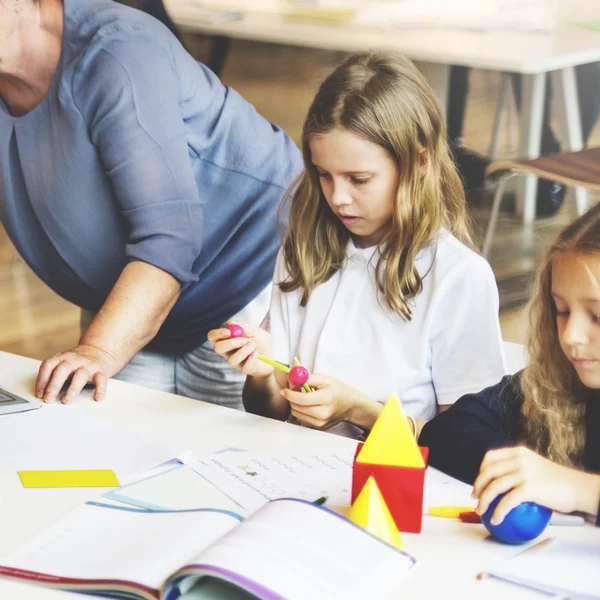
[0,350,596,599]
[165,0,600,222]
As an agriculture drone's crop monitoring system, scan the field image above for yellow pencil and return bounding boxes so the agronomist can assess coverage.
[258,354,290,374]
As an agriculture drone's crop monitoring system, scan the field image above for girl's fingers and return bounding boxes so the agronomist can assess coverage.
[480,447,520,471]
[476,472,524,517]
[289,405,327,429]
[213,337,250,359]
[281,388,322,406]
[228,342,257,370]
[489,487,530,525]
[473,456,523,498]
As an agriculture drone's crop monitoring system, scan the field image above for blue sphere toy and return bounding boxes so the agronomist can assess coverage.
[481,495,552,544]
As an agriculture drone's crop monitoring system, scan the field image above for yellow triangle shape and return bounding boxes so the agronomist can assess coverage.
[348,477,403,549]
[357,394,424,467]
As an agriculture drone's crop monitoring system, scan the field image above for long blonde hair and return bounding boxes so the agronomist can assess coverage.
[280,51,473,320]
[521,203,600,466]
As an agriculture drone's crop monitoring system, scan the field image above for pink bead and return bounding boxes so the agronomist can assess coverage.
[289,366,310,387]
[227,324,245,338]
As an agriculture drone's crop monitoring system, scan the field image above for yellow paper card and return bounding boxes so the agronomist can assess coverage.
[357,394,425,468]
[19,470,120,488]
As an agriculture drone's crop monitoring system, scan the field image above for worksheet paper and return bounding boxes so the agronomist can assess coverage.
[0,405,186,484]
[192,447,476,513]
[192,448,357,511]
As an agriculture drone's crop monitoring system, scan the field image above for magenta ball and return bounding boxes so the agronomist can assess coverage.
[289,366,310,387]
[227,324,245,338]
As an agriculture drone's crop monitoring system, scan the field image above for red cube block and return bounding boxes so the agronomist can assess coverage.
[351,444,429,533]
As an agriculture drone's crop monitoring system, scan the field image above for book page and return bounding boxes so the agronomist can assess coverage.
[0,503,241,592]
[175,499,416,600]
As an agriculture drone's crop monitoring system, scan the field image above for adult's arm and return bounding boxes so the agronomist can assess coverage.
[36,33,205,402]
[418,374,523,483]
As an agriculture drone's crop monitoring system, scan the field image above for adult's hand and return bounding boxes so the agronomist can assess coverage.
[35,261,181,404]
[36,343,121,404]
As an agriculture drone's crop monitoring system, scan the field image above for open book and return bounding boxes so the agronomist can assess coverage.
[0,499,415,600]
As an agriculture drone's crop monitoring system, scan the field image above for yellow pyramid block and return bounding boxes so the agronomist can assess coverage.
[357,394,425,467]
[348,477,403,549]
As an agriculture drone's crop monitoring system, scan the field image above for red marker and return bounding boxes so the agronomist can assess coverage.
[459,511,481,524]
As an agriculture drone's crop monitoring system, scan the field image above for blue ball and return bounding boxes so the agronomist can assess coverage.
[481,494,552,544]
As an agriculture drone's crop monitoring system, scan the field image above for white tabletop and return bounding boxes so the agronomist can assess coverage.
[0,350,596,599]
[165,0,600,73]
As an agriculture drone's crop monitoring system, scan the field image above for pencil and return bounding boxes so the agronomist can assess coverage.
[258,355,290,374]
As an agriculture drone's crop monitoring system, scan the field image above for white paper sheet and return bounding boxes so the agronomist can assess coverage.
[192,447,357,511]
[193,449,483,515]
[485,537,600,599]
[105,462,246,515]
[423,467,476,511]
[0,405,186,484]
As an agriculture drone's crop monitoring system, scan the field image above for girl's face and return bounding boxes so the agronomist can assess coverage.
[309,127,400,248]
[552,251,600,388]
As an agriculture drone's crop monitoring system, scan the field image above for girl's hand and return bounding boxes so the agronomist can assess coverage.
[473,446,593,524]
[207,321,274,378]
[281,374,381,430]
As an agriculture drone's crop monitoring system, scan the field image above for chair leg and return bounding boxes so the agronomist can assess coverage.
[489,73,510,161]
[482,171,519,260]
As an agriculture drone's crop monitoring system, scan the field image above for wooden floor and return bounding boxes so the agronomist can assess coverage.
[1,36,598,359]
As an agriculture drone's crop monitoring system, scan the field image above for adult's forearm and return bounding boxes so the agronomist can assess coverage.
[80,261,181,373]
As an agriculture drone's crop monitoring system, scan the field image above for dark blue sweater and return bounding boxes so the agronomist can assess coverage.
[0,0,302,354]
[420,372,600,524]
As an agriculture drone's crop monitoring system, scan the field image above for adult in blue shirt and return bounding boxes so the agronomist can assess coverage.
[0,0,302,406]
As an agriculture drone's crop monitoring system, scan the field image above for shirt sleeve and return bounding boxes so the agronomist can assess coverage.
[419,374,523,483]
[73,34,203,284]
[430,255,507,406]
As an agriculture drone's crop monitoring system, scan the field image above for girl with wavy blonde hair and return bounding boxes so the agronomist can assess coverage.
[210,51,506,438]
[422,203,600,527]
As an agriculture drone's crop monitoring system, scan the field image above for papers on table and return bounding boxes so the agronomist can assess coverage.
[423,467,476,511]
[0,405,187,484]
[104,460,245,515]
[483,537,600,599]
[191,447,477,514]
[192,447,357,511]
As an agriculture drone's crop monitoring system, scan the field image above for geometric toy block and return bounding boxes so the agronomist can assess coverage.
[356,394,424,468]
[348,476,403,549]
[352,443,429,533]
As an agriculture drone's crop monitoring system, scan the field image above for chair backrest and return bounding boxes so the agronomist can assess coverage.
[503,340,528,374]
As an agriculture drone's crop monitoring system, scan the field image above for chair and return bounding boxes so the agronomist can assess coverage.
[482,147,600,259]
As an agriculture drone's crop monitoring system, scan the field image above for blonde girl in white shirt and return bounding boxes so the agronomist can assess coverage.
[209,51,506,437]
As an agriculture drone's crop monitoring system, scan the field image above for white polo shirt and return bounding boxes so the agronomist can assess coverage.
[265,230,506,424]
